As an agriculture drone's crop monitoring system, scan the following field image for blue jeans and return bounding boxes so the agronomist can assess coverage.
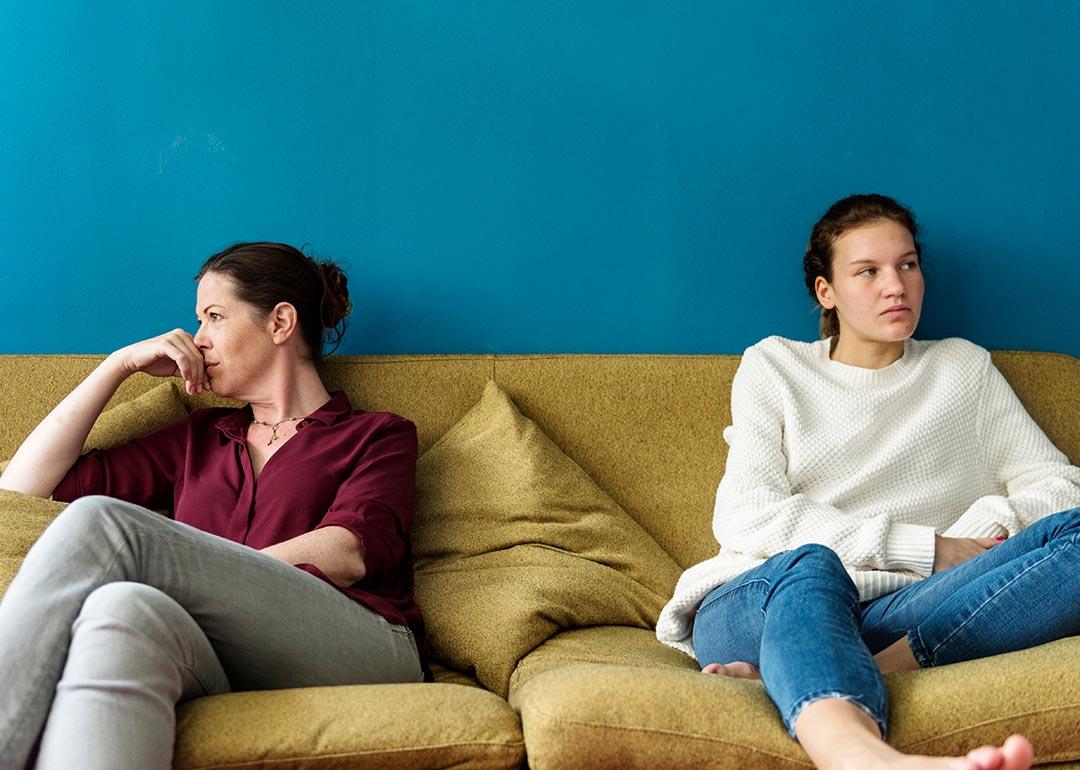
[692,506,1080,739]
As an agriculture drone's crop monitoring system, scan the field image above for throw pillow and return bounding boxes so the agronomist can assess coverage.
[0,380,188,475]
[84,380,189,451]
[0,381,188,596]
[412,380,682,697]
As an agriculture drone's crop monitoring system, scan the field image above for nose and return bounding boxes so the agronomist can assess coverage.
[882,268,905,297]
[193,324,209,349]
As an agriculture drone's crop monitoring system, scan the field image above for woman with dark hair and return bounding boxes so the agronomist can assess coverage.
[657,195,1080,769]
[0,243,425,769]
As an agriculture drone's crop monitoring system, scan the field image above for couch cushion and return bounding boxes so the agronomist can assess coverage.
[412,380,681,697]
[510,637,1080,769]
[0,491,66,598]
[175,682,524,770]
[509,625,696,694]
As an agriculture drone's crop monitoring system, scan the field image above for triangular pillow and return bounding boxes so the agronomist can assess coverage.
[413,381,680,696]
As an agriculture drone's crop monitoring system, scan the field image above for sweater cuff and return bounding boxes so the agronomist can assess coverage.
[943,508,1008,539]
[884,523,936,577]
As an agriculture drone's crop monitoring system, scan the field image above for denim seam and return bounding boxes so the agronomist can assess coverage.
[784,689,888,741]
[923,542,1064,663]
[906,627,933,668]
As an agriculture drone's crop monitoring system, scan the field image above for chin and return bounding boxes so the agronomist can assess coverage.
[207,379,229,398]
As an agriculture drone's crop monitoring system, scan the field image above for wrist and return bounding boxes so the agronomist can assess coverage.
[101,350,135,381]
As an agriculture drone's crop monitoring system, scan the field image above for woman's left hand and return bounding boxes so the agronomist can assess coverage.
[932,535,1000,573]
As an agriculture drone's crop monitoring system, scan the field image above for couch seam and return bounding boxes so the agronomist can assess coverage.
[893,700,1080,753]
[181,739,527,770]
[520,708,812,767]
[521,697,1080,765]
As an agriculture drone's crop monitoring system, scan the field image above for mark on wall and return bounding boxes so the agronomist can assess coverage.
[157,132,232,174]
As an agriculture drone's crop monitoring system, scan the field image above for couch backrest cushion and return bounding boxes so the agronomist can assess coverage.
[412,380,682,696]
[493,351,1080,570]
[2,350,1077,573]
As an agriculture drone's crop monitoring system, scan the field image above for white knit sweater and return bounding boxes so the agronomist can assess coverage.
[656,336,1080,657]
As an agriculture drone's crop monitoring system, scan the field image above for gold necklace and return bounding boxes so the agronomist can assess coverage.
[250,416,302,446]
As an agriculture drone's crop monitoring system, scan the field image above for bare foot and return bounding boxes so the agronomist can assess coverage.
[700,661,760,679]
[957,735,1034,770]
[822,734,1033,770]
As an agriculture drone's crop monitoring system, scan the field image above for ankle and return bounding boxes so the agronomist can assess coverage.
[795,699,892,770]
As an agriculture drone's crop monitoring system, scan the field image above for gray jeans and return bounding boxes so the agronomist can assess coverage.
[0,495,422,770]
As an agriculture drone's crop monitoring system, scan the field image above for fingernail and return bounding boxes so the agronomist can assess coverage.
[995,536,1007,541]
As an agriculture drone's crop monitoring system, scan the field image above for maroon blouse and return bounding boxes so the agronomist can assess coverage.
[53,391,426,653]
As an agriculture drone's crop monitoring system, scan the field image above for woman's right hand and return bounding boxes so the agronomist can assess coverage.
[933,534,1001,573]
[110,329,209,395]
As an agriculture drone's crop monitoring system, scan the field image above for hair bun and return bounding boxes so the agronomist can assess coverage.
[316,260,352,352]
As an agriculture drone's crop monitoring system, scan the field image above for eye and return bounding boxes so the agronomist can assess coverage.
[857,267,876,277]
[900,260,918,271]
[209,313,222,321]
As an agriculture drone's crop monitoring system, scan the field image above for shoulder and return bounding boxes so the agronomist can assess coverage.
[742,335,821,365]
[915,337,993,378]
[737,335,824,383]
[919,336,990,362]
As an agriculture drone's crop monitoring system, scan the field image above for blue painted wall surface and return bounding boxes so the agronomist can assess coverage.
[2,1,1078,355]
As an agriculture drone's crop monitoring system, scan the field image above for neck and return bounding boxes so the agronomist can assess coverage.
[829,335,906,369]
[246,359,332,423]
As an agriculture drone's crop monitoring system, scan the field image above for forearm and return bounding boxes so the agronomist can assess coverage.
[0,355,129,498]
[260,525,366,588]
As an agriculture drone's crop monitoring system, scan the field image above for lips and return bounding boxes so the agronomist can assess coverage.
[881,306,910,316]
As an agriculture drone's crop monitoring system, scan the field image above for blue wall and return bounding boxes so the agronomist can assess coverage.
[2,1,1079,355]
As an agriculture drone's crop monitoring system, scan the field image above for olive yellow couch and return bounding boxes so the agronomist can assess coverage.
[2,351,1080,770]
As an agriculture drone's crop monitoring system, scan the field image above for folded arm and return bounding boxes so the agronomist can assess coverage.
[713,349,936,576]
[261,416,418,588]
[261,526,366,587]
[944,359,1080,538]
[1,330,207,500]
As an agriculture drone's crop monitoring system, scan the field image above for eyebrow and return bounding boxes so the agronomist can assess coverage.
[195,304,225,315]
[847,251,918,267]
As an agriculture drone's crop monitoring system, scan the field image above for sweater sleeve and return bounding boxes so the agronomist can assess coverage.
[712,347,936,576]
[943,355,1080,538]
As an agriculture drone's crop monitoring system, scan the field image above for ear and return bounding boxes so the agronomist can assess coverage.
[266,302,299,346]
[814,276,835,310]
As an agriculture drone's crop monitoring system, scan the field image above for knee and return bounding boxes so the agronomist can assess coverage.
[53,495,124,537]
[77,582,173,630]
[50,495,157,545]
[787,543,845,570]
[782,544,853,587]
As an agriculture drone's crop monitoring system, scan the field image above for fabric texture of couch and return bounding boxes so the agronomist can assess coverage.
[1,351,1079,769]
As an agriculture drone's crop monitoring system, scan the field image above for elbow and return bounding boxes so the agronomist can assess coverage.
[330,560,365,589]
[329,544,366,588]
[349,554,367,584]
